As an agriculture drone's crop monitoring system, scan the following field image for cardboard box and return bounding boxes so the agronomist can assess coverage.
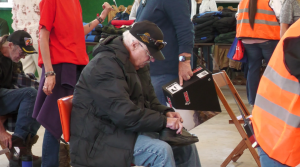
[162,66,221,112]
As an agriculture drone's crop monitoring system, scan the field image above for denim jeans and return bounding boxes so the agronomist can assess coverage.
[42,129,60,167]
[133,132,201,167]
[257,147,289,167]
[243,40,278,105]
[151,74,179,105]
[150,75,201,166]
[0,87,40,140]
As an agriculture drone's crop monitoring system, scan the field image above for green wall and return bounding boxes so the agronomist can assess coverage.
[80,0,134,24]
[1,1,237,35]
[0,8,13,34]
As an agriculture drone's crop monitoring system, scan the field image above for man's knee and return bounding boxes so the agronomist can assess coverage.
[156,141,174,159]
[21,87,37,99]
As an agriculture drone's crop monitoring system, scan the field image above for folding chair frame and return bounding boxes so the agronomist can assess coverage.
[212,71,260,167]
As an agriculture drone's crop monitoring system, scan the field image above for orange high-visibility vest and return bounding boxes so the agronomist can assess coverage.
[236,0,280,40]
[252,20,300,167]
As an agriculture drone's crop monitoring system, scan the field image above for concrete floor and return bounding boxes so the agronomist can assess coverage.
[0,85,259,167]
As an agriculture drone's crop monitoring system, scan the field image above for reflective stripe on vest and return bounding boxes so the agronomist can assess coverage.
[239,9,275,15]
[252,19,300,167]
[237,19,279,26]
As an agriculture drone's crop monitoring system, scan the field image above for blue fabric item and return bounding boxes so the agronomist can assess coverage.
[85,35,96,42]
[195,11,222,18]
[227,38,248,63]
[82,22,103,32]
[244,40,278,105]
[113,12,130,20]
[257,147,289,167]
[133,132,201,167]
[136,0,194,76]
[42,129,60,167]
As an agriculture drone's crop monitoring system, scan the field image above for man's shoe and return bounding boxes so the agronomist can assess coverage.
[159,128,199,146]
[9,135,41,167]
[59,143,70,167]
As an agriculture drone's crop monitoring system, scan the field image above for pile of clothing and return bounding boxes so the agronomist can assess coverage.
[83,21,133,42]
[101,24,131,38]
[192,10,237,43]
[84,23,103,42]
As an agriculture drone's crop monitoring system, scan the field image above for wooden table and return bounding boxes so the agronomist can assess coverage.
[86,42,99,46]
[85,42,99,56]
[194,43,233,72]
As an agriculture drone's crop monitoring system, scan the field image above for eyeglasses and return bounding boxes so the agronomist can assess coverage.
[137,34,167,50]
[139,42,153,60]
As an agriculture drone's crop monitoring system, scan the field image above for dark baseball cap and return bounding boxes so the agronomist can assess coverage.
[130,20,166,60]
[7,30,37,54]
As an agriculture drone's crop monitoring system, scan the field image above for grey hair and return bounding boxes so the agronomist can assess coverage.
[123,30,147,48]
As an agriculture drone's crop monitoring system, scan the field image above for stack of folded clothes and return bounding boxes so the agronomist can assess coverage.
[192,10,237,44]
[193,15,219,43]
[83,23,103,42]
[101,24,131,38]
[192,12,223,43]
[213,10,237,44]
[214,31,236,43]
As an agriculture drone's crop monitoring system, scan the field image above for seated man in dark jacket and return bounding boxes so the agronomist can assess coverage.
[70,21,200,167]
[0,31,41,166]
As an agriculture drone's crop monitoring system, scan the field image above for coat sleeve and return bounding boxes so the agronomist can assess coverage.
[138,66,175,115]
[85,55,167,132]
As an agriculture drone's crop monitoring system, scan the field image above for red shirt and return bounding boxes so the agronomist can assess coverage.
[38,0,89,67]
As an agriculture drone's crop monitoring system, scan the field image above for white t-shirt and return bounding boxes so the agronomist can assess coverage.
[129,0,139,20]
[199,0,218,14]
[12,0,40,44]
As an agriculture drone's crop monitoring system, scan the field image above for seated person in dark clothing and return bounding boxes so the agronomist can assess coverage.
[70,21,200,167]
[0,30,41,166]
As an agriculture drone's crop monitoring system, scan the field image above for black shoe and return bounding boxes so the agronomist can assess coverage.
[159,128,199,146]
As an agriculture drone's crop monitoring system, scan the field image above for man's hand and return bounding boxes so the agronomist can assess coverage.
[166,112,183,123]
[102,2,113,12]
[0,131,12,149]
[178,53,193,86]
[43,75,56,95]
[166,118,183,134]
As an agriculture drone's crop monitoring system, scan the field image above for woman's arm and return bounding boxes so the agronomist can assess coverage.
[40,27,55,95]
[280,23,290,38]
[83,2,112,35]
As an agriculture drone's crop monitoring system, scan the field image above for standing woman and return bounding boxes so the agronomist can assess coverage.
[280,0,300,37]
[236,0,280,106]
[32,0,112,166]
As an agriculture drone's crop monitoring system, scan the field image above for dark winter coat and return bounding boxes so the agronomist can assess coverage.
[70,36,173,167]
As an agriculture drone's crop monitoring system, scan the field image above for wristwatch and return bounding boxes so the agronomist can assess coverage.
[179,55,191,62]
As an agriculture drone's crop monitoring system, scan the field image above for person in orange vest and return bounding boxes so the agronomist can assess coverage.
[252,19,300,167]
[236,0,280,106]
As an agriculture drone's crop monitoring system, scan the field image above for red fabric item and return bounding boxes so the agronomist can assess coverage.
[111,20,134,26]
[38,0,89,67]
[233,40,244,60]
